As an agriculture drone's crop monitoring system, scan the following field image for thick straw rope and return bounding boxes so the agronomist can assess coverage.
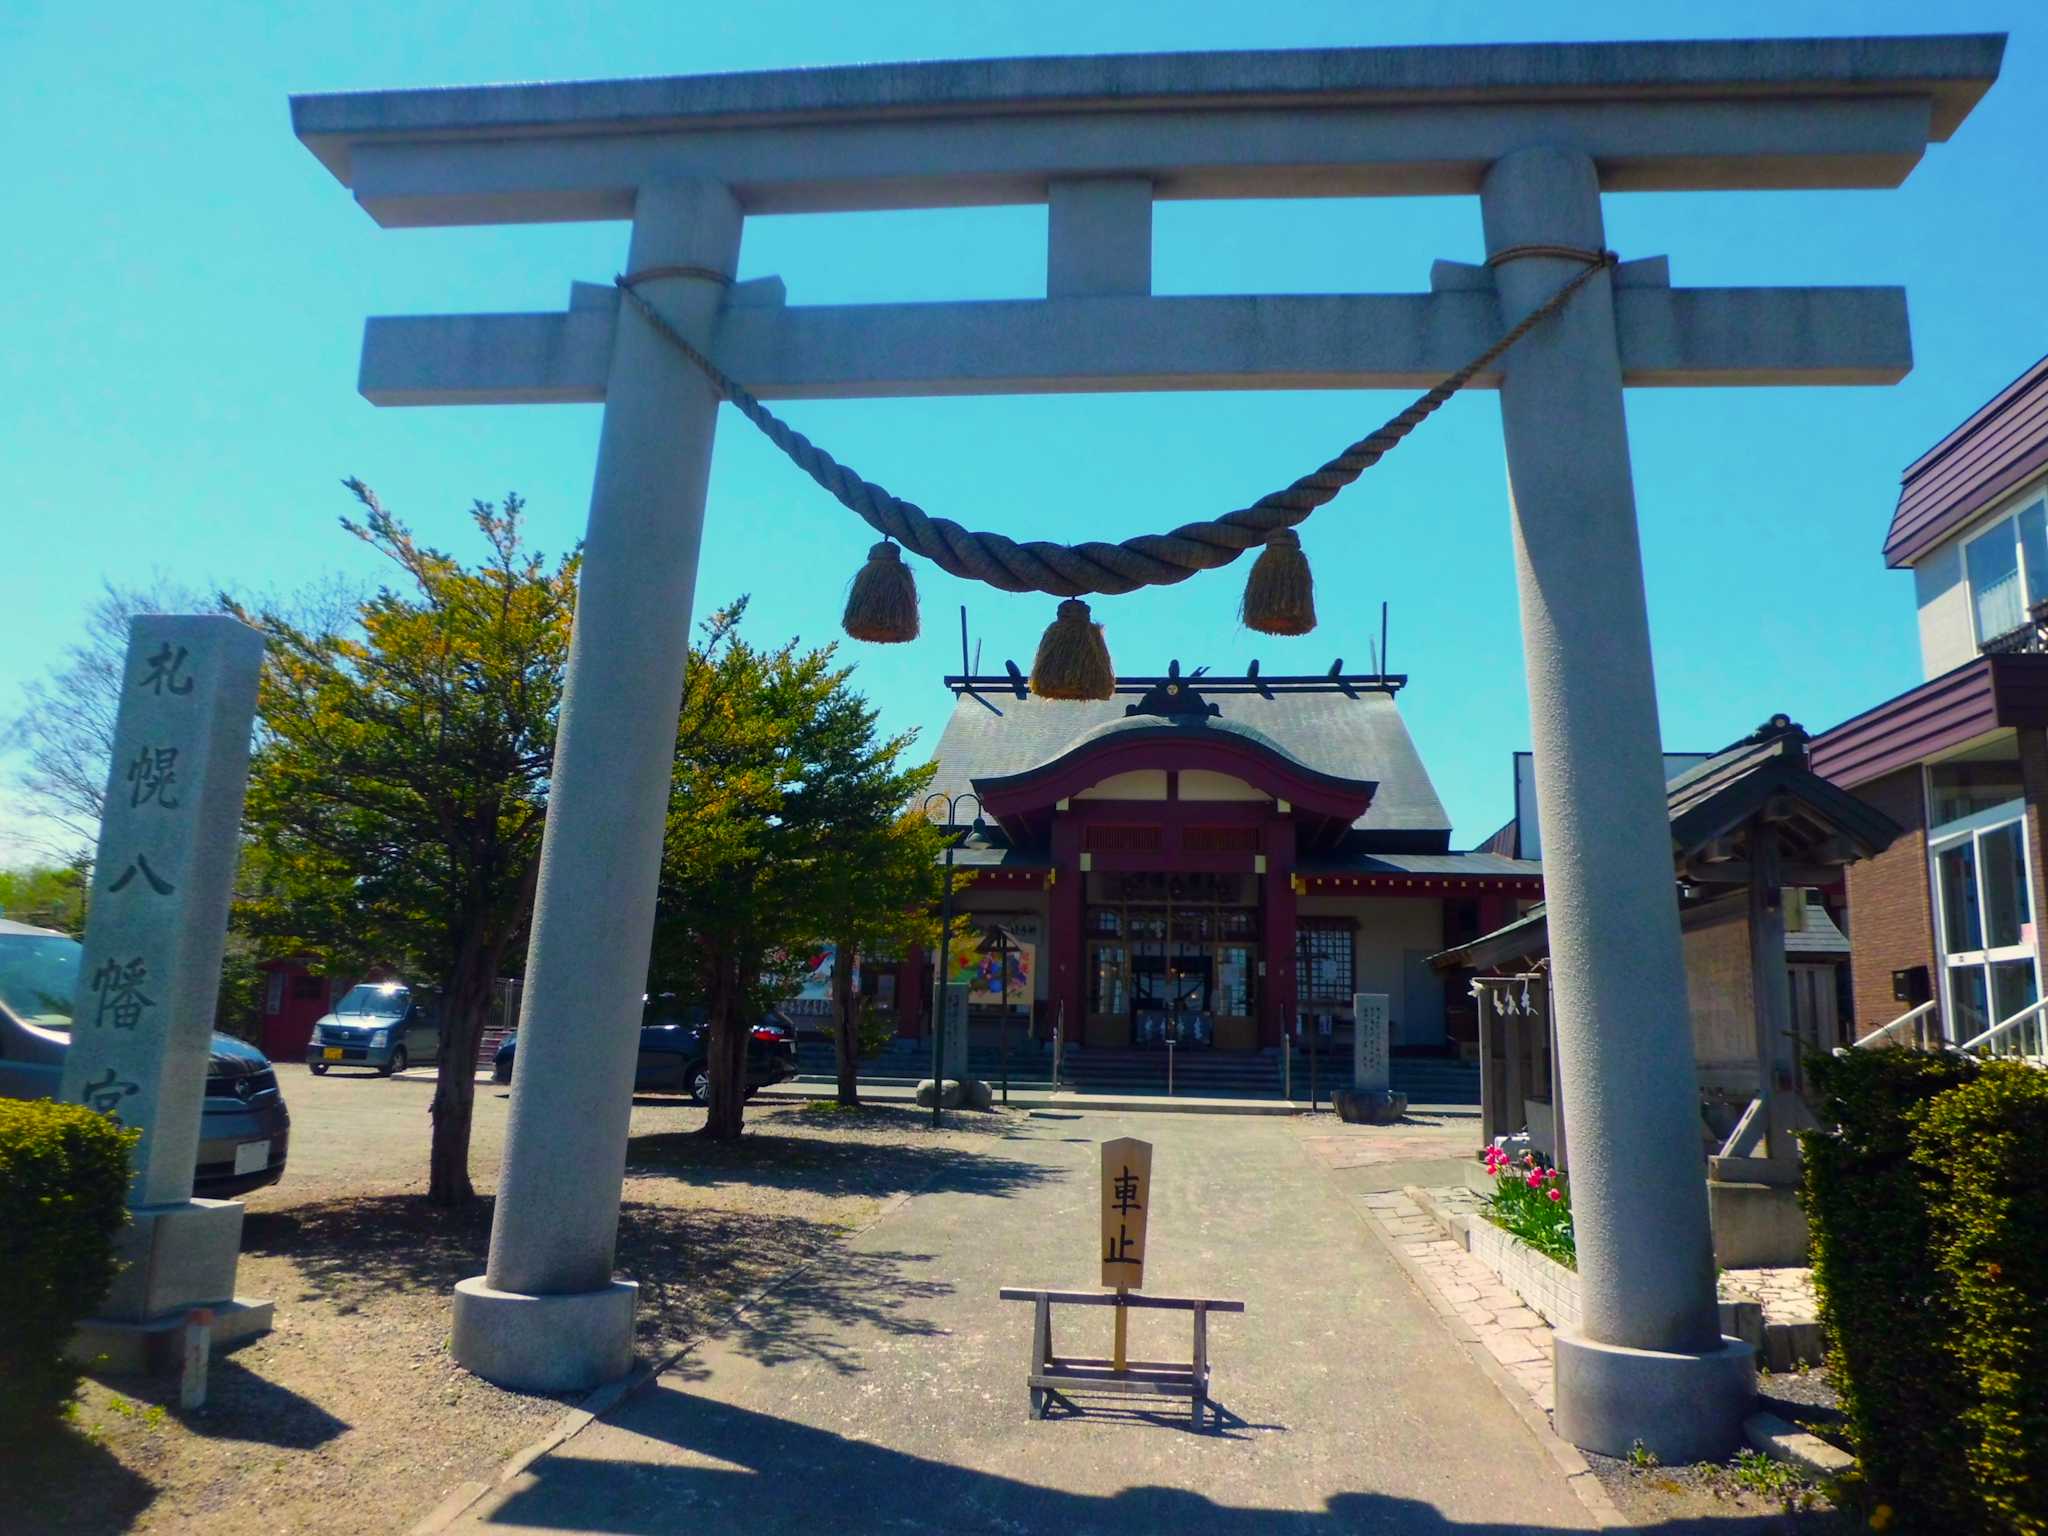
[616,248,1615,598]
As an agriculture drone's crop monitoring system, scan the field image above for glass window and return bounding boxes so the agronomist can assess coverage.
[1938,841,1983,953]
[1215,946,1252,1016]
[2022,501,2048,606]
[1980,821,2032,950]
[1088,945,1127,1017]
[1952,966,1992,1041]
[1298,922,1355,1004]
[0,933,82,1028]
[335,983,410,1017]
[1965,498,2048,644]
[1990,960,2038,1031]
[1928,739,2024,828]
[1968,517,2023,641]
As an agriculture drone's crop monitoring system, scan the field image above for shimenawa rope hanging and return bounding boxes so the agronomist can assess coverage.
[615,246,1615,697]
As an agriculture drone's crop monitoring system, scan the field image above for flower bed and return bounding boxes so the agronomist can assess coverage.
[1480,1145,1575,1269]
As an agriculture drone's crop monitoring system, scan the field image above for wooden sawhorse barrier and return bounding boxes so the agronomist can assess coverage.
[999,1287,1246,1426]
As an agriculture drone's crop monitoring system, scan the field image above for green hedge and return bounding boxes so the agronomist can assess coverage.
[0,1099,138,1427]
[1803,1050,2048,1534]
[1913,1065,2048,1532]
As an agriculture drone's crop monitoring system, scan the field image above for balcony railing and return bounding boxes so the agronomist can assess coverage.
[1979,599,2048,656]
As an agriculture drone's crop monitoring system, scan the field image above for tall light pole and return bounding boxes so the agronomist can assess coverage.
[923,791,984,1130]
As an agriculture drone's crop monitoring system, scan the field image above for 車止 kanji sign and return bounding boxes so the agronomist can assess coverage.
[1099,1136,1153,1291]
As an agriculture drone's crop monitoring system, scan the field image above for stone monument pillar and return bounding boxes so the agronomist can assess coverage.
[453,179,743,1392]
[941,981,970,1082]
[1333,992,1403,1123]
[60,614,271,1370]
[1481,145,1754,1462]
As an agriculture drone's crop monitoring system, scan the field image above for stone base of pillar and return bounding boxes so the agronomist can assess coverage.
[101,1199,248,1320]
[452,1276,637,1392]
[914,1078,993,1110]
[1554,1331,1756,1464]
[70,1297,275,1374]
[1332,1087,1408,1124]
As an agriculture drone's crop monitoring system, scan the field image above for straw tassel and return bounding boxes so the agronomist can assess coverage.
[1240,527,1316,636]
[1029,599,1115,700]
[841,540,920,643]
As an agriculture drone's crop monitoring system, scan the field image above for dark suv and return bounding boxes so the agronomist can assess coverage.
[0,919,289,1197]
[493,1000,798,1104]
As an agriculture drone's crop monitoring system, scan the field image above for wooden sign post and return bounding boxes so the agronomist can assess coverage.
[1100,1136,1153,1370]
[1002,1132,1242,1424]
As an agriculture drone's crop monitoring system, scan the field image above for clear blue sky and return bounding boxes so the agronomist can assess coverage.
[4,1,2044,863]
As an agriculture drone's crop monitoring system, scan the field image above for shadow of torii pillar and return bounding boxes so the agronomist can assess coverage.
[1484,145,1754,1462]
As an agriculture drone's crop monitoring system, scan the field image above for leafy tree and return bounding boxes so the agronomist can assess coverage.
[0,861,90,937]
[811,803,947,1108]
[6,576,356,856]
[231,481,574,1205]
[649,605,942,1133]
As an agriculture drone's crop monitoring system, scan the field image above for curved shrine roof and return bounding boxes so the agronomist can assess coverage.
[926,682,1448,836]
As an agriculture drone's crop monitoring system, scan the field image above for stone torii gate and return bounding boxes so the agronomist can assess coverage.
[292,34,2001,1460]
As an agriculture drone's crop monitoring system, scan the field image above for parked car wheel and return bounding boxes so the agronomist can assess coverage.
[310,1062,329,1076]
[381,1046,408,1077]
[688,1064,712,1105]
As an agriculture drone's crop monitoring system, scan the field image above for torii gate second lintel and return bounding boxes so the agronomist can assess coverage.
[292,35,2002,1465]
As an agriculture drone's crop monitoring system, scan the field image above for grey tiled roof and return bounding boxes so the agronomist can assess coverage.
[926,686,1449,835]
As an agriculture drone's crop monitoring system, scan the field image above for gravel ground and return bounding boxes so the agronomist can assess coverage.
[1583,1366,1852,1533]
[10,1068,1035,1536]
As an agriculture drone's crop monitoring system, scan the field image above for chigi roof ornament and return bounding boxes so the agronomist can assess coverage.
[1125,660,1221,720]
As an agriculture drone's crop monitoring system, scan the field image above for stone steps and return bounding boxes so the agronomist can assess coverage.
[793,1040,1482,1103]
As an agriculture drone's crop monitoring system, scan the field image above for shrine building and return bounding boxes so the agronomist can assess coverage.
[891,664,1543,1055]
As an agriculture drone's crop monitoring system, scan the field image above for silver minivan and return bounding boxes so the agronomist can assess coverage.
[306,982,439,1076]
[0,918,290,1197]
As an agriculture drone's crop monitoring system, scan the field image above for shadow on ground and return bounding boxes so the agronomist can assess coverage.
[242,1108,1047,1360]
[2,1418,158,1536]
[625,1112,1053,1203]
[483,1389,1846,1535]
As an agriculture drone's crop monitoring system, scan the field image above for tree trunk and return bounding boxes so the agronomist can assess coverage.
[701,948,750,1140]
[832,938,860,1107]
[428,925,498,1206]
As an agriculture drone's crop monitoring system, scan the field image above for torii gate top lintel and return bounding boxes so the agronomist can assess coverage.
[295,34,2002,409]
[294,33,2003,222]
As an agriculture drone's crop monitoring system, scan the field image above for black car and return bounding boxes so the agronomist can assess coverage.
[492,1003,798,1105]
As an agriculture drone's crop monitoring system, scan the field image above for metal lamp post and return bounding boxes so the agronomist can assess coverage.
[923,791,984,1129]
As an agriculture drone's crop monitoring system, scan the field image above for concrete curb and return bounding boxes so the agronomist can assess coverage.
[407,1177,929,1535]
[1744,1411,1854,1479]
[1310,1152,1630,1530]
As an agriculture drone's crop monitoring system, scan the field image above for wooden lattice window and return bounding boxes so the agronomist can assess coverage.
[1298,920,1355,1004]
[1181,825,1261,854]
[1084,824,1163,853]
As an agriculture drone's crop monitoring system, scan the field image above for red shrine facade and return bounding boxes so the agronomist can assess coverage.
[888,666,1544,1056]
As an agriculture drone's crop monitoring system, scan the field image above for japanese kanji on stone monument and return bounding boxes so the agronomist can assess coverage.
[60,614,271,1368]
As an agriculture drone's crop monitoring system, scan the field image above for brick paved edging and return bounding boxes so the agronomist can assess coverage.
[1336,1184,1628,1529]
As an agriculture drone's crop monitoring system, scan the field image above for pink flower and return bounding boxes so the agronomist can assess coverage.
[1548,1188,1563,1202]
[1547,1169,1561,1182]
[1526,1169,1544,1189]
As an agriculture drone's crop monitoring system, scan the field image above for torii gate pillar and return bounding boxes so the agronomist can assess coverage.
[1484,146,1751,1459]
[451,179,741,1390]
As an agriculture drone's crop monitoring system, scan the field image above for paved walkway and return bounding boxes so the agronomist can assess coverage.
[450,1111,1598,1535]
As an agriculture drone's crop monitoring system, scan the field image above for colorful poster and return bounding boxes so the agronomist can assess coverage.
[944,916,1038,1006]
[785,944,858,1015]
